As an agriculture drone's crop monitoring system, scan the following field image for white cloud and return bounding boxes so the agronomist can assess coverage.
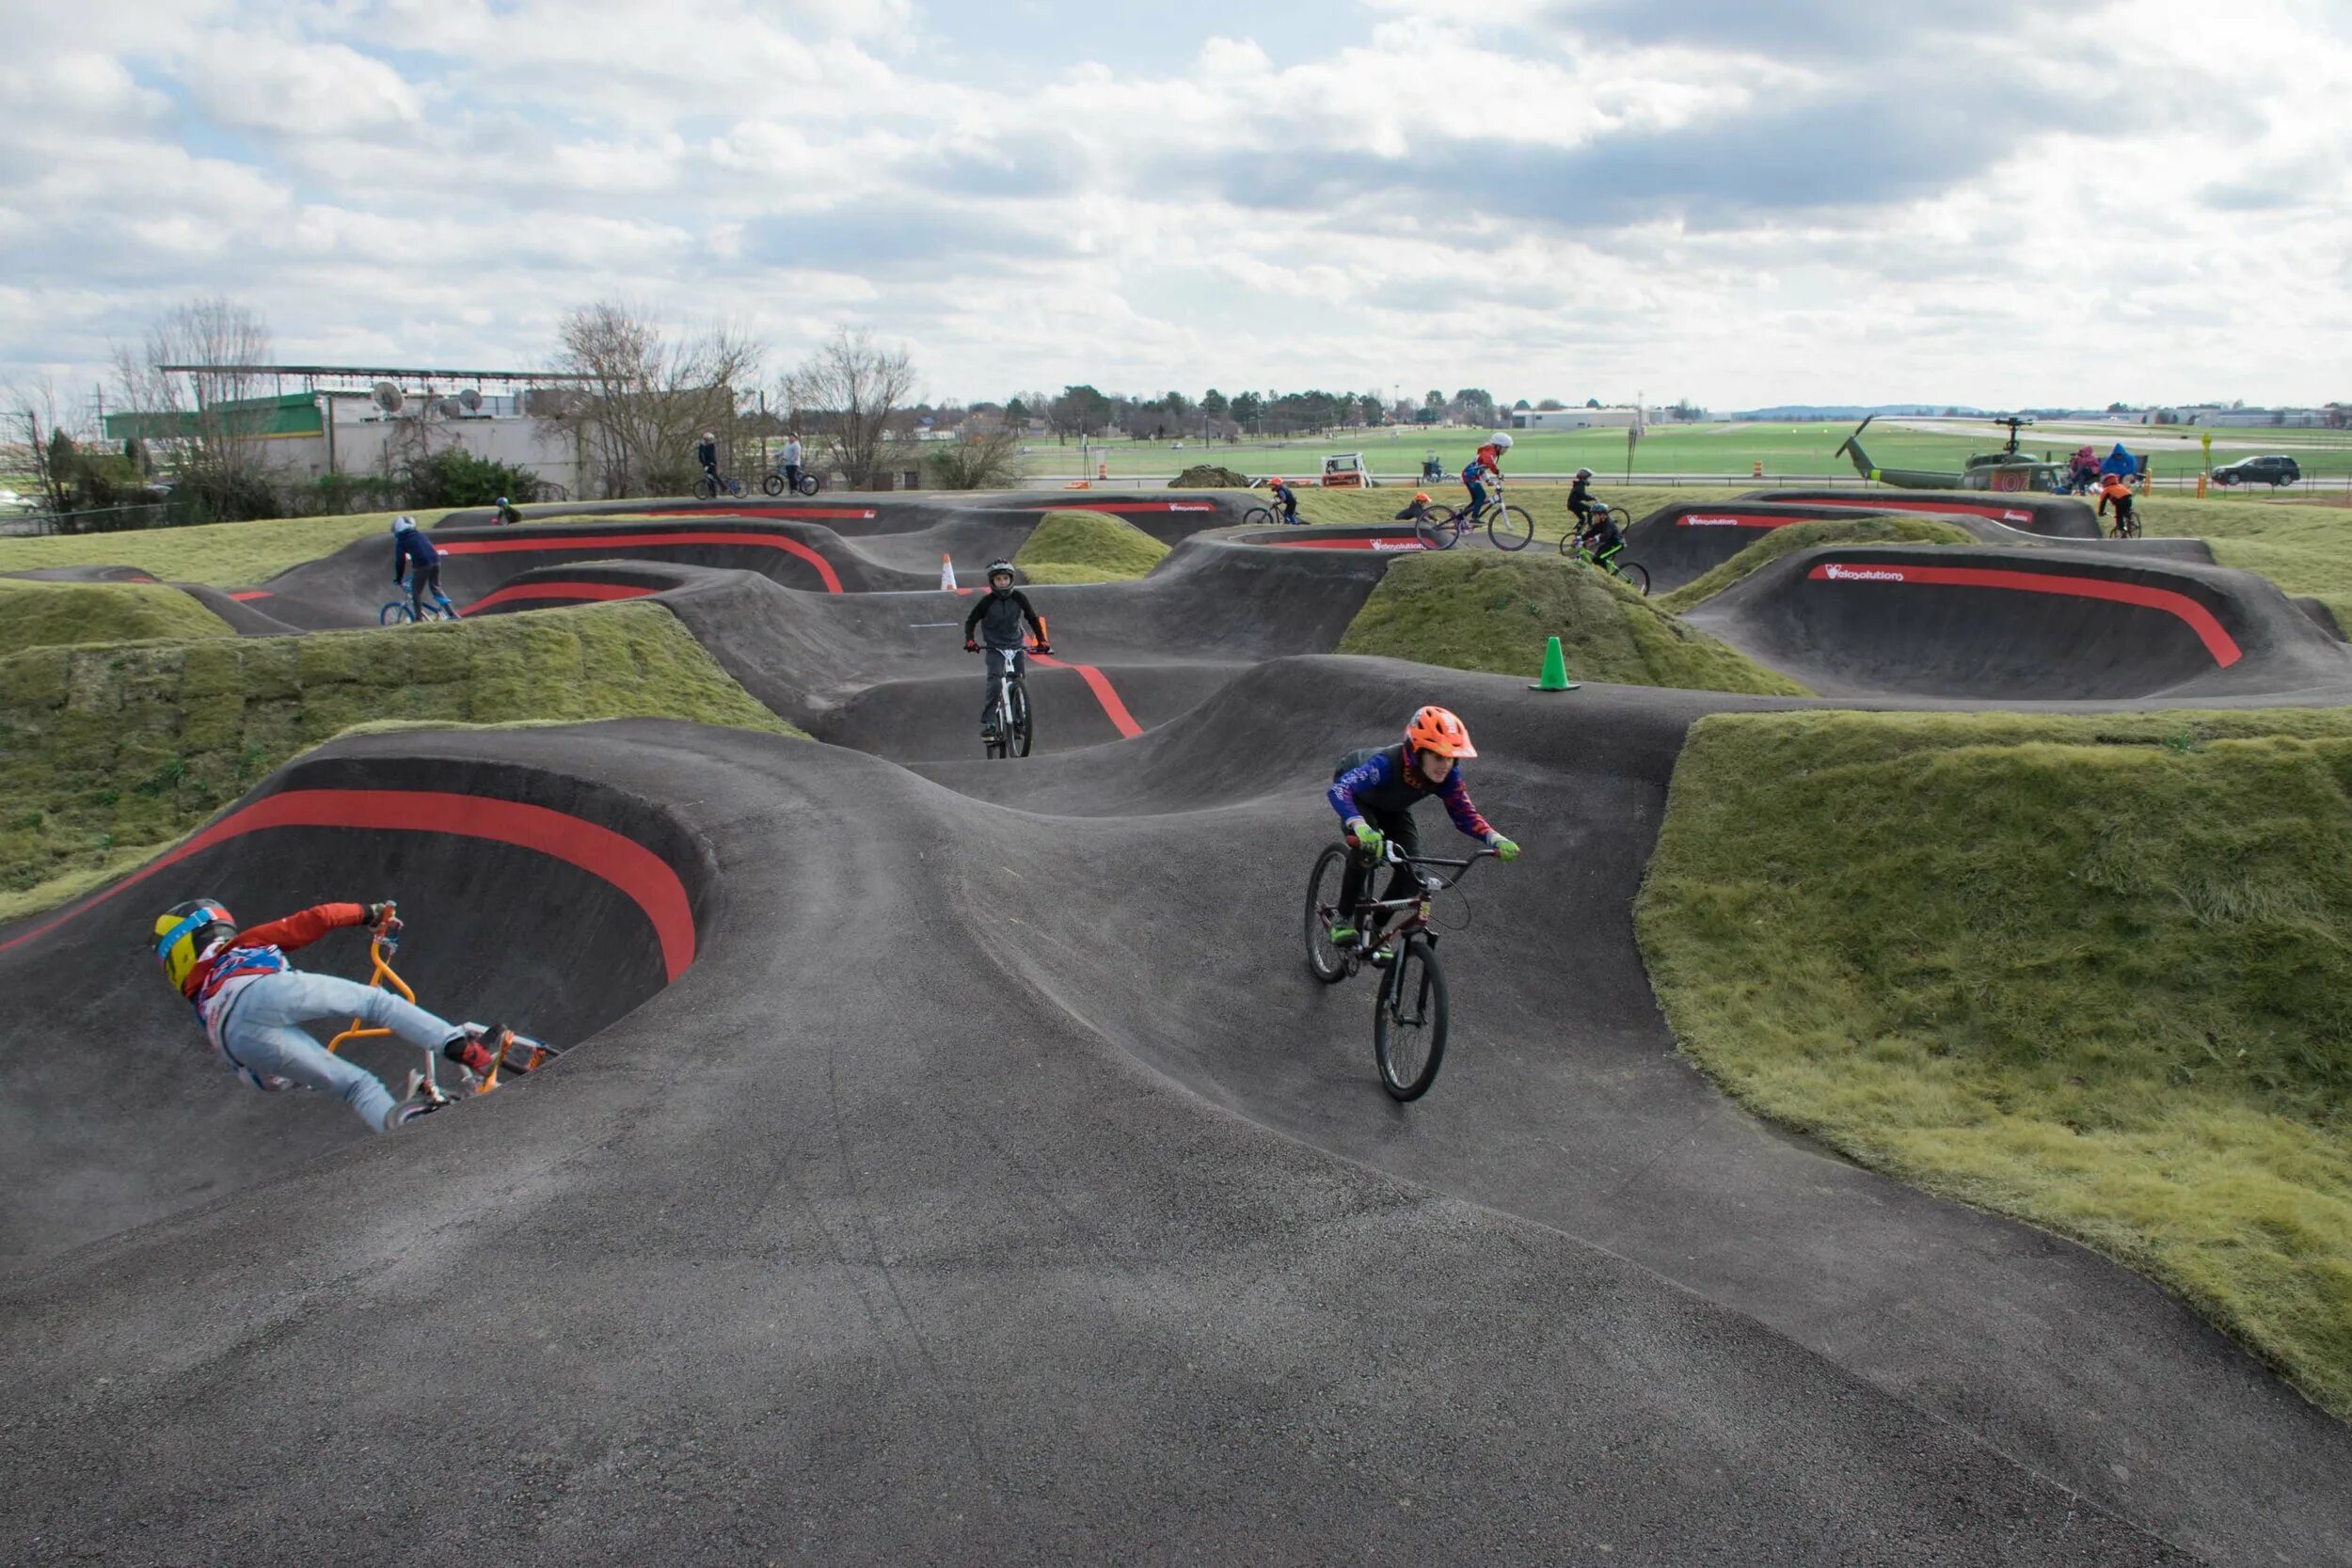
[0,0,2346,410]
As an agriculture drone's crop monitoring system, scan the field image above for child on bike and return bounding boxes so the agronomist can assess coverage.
[492,495,522,526]
[2098,473,2137,536]
[1575,496,1626,566]
[1394,492,1434,522]
[390,515,453,620]
[1461,433,1512,518]
[1270,477,1302,524]
[151,898,517,1132]
[962,559,1052,738]
[1567,467,1597,531]
[695,430,720,491]
[1326,705,1519,952]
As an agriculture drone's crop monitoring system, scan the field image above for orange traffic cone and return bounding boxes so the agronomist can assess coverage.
[941,554,957,592]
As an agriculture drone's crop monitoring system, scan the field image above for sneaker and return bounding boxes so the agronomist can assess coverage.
[1327,924,1359,946]
[442,1023,510,1078]
[979,715,1000,738]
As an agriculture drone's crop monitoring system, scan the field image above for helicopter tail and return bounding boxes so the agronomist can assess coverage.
[1835,415,1879,480]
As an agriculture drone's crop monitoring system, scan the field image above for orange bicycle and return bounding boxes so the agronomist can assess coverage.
[326,903,558,1107]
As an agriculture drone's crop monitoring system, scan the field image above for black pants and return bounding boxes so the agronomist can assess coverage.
[1337,805,1421,929]
[785,464,802,492]
[980,647,1025,723]
[406,563,443,616]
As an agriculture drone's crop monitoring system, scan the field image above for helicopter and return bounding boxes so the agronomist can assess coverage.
[1835,414,2075,493]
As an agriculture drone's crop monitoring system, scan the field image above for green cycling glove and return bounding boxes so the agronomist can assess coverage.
[1489,834,1520,863]
[1349,821,1385,857]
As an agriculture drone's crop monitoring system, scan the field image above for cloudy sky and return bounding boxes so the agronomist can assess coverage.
[4,0,2348,413]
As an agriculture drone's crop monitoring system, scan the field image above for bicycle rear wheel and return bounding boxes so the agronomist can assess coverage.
[1375,937,1448,1101]
[1241,505,1274,528]
[694,476,717,499]
[1303,845,1353,983]
[762,473,786,497]
[1487,504,1534,551]
[1415,506,1459,550]
[1613,562,1650,594]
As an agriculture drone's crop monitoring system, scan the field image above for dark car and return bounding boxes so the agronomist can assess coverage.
[2212,454,2302,487]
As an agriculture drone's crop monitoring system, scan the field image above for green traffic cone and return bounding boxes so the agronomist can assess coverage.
[1530,634,1579,691]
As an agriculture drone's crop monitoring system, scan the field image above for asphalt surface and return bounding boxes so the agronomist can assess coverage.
[4,489,2350,1565]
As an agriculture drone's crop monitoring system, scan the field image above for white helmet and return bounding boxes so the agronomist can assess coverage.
[1576,467,1593,479]
[1491,432,1515,451]
[390,515,416,532]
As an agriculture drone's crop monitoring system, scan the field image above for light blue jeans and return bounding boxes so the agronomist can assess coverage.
[217,971,462,1133]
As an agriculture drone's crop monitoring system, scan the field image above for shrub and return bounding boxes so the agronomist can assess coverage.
[398,446,544,510]
[925,430,1026,490]
[1173,463,1250,487]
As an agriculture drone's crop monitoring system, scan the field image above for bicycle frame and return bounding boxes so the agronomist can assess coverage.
[1347,845,1491,951]
[326,908,548,1099]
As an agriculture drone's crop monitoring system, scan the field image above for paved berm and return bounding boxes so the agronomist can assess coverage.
[3,491,2348,1566]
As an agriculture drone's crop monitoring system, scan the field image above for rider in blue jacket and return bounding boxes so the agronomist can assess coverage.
[1325,705,1518,950]
[389,515,452,620]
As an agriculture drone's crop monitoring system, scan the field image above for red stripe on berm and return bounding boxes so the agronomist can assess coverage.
[436,531,843,594]
[0,789,697,980]
[1030,653,1143,738]
[1805,562,2241,667]
[465,581,658,613]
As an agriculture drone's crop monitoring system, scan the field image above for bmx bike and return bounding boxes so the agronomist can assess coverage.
[1302,840,1497,1101]
[695,471,747,500]
[1413,483,1534,552]
[1562,506,1650,594]
[973,643,1041,760]
[326,903,559,1105]
[762,469,820,497]
[380,573,460,625]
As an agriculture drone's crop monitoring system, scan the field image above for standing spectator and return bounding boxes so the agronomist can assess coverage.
[782,431,804,495]
[694,429,720,492]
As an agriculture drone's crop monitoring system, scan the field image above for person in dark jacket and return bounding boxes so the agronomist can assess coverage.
[695,430,720,490]
[390,515,453,619]
[1325,705,1519,950]
[962,560,1052,736]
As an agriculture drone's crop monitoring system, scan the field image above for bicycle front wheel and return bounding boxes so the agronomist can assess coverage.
[1614,562,1650,595]
[1375,937,1448,1101]
[1241,505,1274,528]
[1011,686,1033,759]
[1415,506,1459,550]
[1303,845,1353,984]
[796,473,819,496]
[379,602,412,626]
[1487,504,1534,551]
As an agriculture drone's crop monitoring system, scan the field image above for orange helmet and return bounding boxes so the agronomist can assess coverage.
[1413,491,1431,503]
[1405,705,1476,758]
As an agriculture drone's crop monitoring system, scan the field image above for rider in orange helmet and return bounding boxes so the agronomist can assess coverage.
[1268,476,1302,525]
[2097,472,2137,536]
[1325,705,1519,950]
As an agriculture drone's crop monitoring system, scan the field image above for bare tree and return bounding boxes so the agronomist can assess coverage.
[110,297,278,518]
[550,302,763,498]
[924,428,1025,490]
[2,374,73,515]
[780,328,918,490]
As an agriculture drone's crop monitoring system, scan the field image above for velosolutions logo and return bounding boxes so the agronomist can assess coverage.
[1820,563,1908,582]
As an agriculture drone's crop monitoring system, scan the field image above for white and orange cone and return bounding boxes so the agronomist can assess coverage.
[941,554,957,592]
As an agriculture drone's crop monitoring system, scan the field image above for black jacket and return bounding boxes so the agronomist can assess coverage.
[963,587,1044,650]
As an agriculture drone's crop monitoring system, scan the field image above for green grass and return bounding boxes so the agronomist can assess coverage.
[1655,517,1979,612]
[1029,421,2352,483]
[1637,707,2352,1417]
[1013,509,1171,584]
[1338,549,1809,696]
[0,580,237,655]
[0,509,450,590]
[0,601,796,924]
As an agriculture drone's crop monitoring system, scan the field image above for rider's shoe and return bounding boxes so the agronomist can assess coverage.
[443,1023,510,1078]
[1328,924,1358,946]
[979,714,1000,738]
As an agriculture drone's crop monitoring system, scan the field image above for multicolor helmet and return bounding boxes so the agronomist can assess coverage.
[1405,705,1477,759]
[153,899,235,994]
[986,559,1016,582]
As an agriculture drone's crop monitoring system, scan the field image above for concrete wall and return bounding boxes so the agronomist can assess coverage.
[254,415,587,499]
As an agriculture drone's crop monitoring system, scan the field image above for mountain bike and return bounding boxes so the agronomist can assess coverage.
[1241,499,1301,527]
[763,468,819,497]
[1562,507,1650,594]
[380,572,460,625]
[695,471,747,499]
[325,904,559,1106]
[1302,840,1496,1101]
[973,645,1036,759]
[1413,483,1534,551]
[2106,506,2141,540]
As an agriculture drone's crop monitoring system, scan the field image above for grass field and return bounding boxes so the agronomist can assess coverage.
[0,509,447,589]
[0,580,237,655]
[1022,420,2352,484]
[1640,707,2352,1418]
[0,602,795,924]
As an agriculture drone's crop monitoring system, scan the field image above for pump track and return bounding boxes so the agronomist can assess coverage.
[4,489,2349,1566]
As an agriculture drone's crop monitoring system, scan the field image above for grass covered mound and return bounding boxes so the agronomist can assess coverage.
[0,601,794,923]
[0,509,449,590]
[2136,496,2352,626]
[0,580,236,655]
[1637,707,2352,1416]
[1338,550,1810,696]
[1656,517,1978,612]
[1013,509,1171,584]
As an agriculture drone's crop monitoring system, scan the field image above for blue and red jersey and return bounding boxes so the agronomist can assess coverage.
[182,903,371,1050]
[1327,745,1493,839]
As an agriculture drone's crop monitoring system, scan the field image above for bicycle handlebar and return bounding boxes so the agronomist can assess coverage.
[1375,843,1498,891]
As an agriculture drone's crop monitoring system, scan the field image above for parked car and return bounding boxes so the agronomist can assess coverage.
[2212,454,2302,487]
